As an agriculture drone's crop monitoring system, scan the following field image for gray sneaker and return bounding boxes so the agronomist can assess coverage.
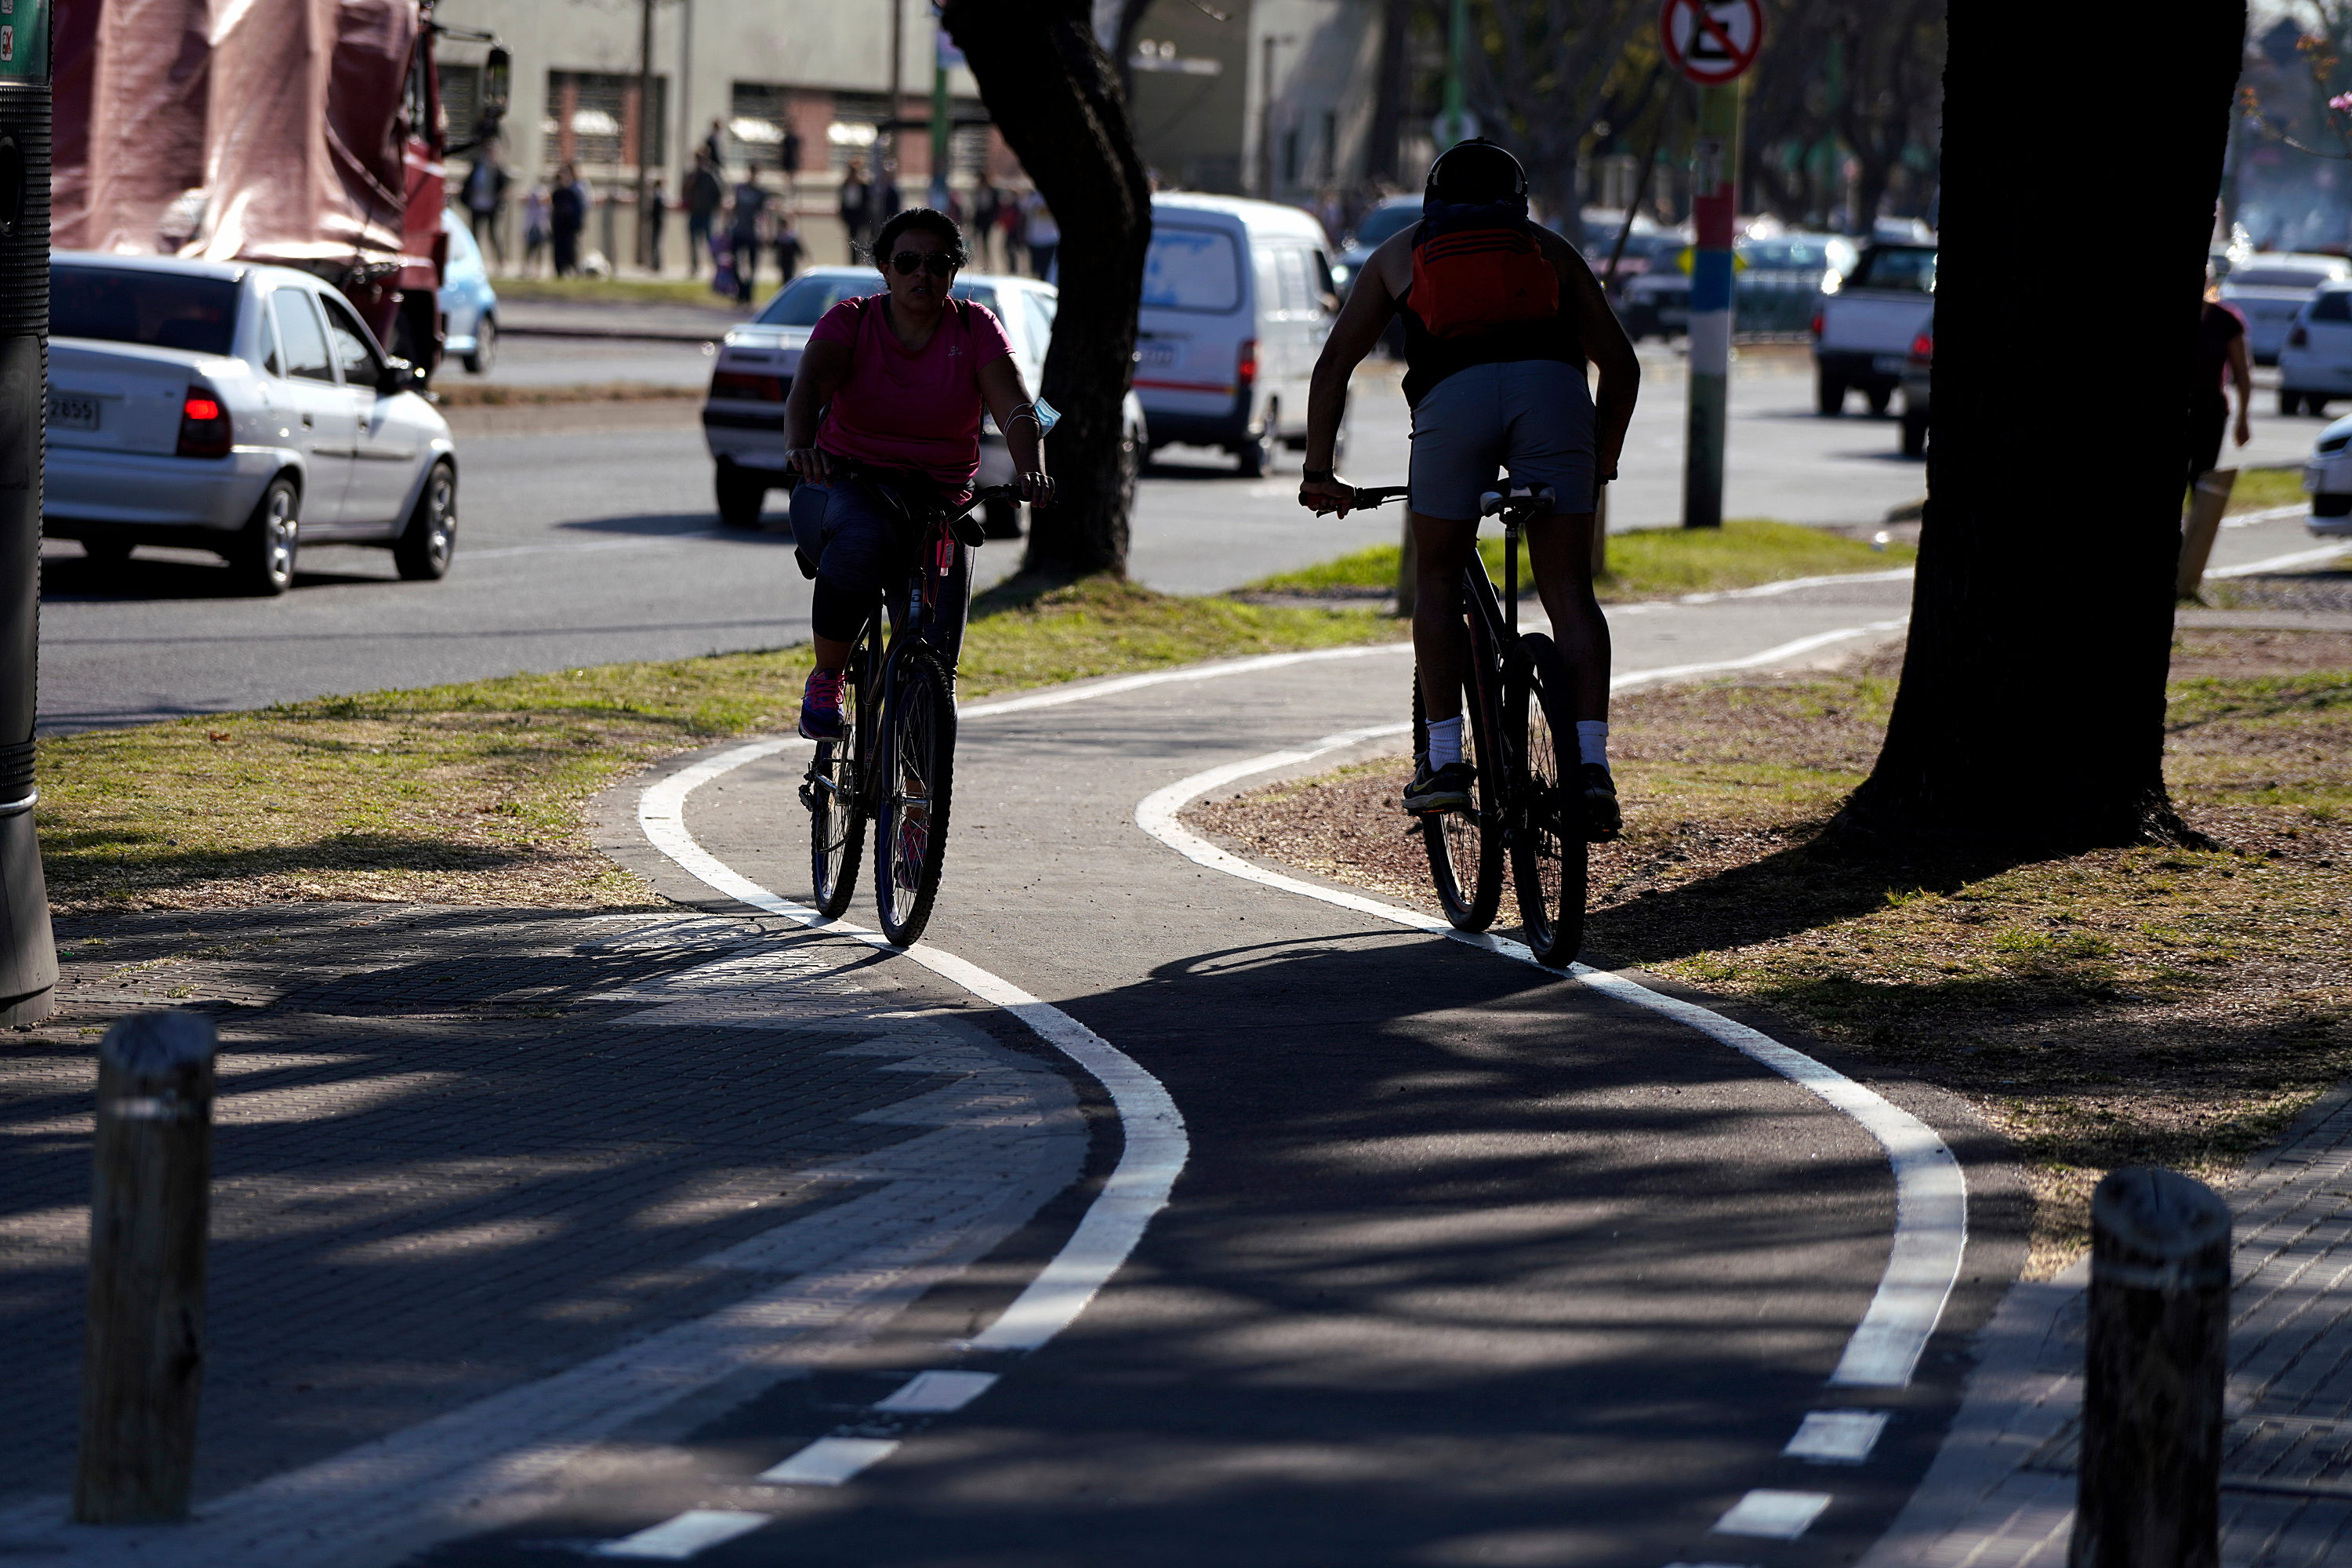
[1403,760,1477,815]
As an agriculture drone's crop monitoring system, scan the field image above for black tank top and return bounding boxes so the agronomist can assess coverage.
[1398,233,1584,408]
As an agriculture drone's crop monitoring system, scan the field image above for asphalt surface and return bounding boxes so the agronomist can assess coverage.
[382,575,2021,1566]
[36,329,2343,731]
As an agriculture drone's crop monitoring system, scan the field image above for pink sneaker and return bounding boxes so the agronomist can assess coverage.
[798,669,847,741]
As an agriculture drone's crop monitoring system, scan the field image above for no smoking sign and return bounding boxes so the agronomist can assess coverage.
[1660,0,1763,85]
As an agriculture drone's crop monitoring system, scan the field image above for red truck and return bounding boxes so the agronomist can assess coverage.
[51,0,505,372]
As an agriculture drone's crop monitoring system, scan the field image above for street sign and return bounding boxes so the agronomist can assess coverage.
[1659,0,1762,86]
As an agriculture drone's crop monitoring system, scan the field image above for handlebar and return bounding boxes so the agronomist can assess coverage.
[1303,484,1410,516]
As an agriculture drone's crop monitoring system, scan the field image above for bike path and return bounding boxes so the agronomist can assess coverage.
[402,579,2023,1566]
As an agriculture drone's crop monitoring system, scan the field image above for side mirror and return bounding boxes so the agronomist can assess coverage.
[379,357,429,394]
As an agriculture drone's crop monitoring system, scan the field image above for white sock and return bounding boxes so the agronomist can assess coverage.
[1425,715,1463,768]
[1576,720,1610,771]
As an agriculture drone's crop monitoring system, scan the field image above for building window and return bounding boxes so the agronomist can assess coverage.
[440,63,482,144]
[828,92,892,171]
[726,82,795,172]
[543,71,667,172]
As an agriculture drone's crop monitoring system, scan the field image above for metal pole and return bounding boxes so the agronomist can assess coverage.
[887,0,904,197]
[929,29,950,212]
[0,0,56,1026]
[636,0,655,270]
[1682,78,1740,530]
[74,1013,217,1523]
[1259,33,1276,197]
[1441,0,1467,144]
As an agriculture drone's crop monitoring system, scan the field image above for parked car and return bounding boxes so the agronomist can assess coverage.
[1621,232,1857,339]
[1811,241,1936,416]
[2299,412,2352,535]
[1898,327,1931,457]
[1330,195,1422,298]
[2220,252,2352,365]
[439,209,499,376]
[1134,193,1337,475]
[699,266,1146,535]
[2277,281,2352,416]
[44,252,454,594]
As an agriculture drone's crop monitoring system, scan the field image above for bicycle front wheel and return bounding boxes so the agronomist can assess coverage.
[1412,661,1504,932]
[1511,633,1589,966]
[804,633,872,919]
[873,647,958,946]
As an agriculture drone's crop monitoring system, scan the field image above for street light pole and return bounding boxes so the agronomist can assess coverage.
[0,0,56,1025]
[1682,77,1740,529]
[1440,0,1468,145]
[636,0,655,270]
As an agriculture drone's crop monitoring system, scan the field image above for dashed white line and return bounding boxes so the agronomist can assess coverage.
[876,1369,1000,1413]
[590,1510,771,1559]
[1711,1489,1834,1539]
[2206,541,2351,577]
[1784,1409,1890,1464]
[753,1437,902,1486]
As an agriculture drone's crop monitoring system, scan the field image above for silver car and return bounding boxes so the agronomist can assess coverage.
[45,253,457,594]
[701,266,1145,537]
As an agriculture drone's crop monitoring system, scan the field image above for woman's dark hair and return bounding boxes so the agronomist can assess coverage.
[869,207,970,269]
[1426,140,1527,205]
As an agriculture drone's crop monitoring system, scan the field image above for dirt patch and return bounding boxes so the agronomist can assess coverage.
[1185,630,2352,1278]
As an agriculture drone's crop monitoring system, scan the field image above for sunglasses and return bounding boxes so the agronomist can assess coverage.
[891,250,957,278]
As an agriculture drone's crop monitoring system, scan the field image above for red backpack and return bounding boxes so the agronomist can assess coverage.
[1410,204,1559,339]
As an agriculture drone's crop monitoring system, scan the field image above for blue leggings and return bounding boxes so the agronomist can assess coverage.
[789,477,972,660]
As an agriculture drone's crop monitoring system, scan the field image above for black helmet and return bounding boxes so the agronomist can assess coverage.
[1425,138,1528,205]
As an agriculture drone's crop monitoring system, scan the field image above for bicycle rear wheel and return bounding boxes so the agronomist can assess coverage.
[803,630,872,919]
[873,646,957,946]
[1511,633,1588,966]
[1412,658,1504,932]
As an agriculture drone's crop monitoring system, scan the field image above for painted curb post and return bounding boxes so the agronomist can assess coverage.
[1658,0,1762,532]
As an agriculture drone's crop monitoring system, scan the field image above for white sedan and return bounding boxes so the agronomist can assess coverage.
[2220,252,2352,365]
[700,266,1145,536]
[45,252,456,594]
[2300,412,2352,537]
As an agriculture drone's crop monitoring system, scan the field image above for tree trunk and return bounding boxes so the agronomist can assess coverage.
[944,0,1150,579]
[1830,0,2244,856]
[1366,0,1413,185]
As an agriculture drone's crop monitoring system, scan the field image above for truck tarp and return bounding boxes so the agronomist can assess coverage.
[54,0,420,273]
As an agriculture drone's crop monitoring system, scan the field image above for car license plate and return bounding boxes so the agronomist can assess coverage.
[49,392,99,431]
[1872,354,1907,376]
[1138,342,1177,368]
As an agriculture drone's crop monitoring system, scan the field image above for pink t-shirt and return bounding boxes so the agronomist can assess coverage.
[809,294,1014,496]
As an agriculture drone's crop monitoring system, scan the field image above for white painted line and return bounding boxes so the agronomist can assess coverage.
[1609,619,1909,690]
[639,750,1188,1357]
[1663,1562,1761,1568]
[1132,647,1965,1392]
[957,642,1410,720]
[753,1437,901,1486]
[1784,1409,1890,1464]
[876,1369,1000,1413]
[1711,1489,1834,1539]
[2222,501,2313,528]
[1674,567,1915,603]
[2206,542,2350,578]
[591,1509,771,1559]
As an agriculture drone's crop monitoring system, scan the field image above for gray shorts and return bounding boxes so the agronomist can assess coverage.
[1407,359,1598,521]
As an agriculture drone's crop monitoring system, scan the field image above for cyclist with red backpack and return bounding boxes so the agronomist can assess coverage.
[1300,140,1639,835]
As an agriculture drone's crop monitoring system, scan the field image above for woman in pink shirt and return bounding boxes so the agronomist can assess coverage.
[782,208,1054,739]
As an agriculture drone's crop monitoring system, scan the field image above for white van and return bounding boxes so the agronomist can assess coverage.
[1133,194,1337,477]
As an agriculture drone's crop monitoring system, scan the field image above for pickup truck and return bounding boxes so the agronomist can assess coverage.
[1812,243,1936,416]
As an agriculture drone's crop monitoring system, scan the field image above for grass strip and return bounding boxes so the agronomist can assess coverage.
[2228,465,2303,514]
[491,276,746,312]
[1185,628,2352,1276]
[1247,517,1917,601]
[433,381,700,408]
[38,576,1396,915]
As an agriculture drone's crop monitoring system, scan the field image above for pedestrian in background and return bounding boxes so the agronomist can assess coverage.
[998,191,1025,275]
[729,166,770,304]
[775,212,804,285]
[2192,272,2253,488]
[971,181,1001,270]
[644,185,668,274]
[873,163,902,243]
[839,159,873,256]
[463,144,510,267]
[1023,192,1058,279]
[521,183,550,277]
[550,165,587,278]
[702,118,727,171]
[684,155,723,277]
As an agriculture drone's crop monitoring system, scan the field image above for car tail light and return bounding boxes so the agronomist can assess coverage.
[710,369,787,401]
[176,387,231,458]
[1236,338,1258,387]
[2290,325,2310,349]
[1909,332,1933,360]
[1809,310,1824,337]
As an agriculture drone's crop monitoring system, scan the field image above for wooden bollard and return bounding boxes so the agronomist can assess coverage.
[2069,1166,2231,1568]
[74,1012,217,1525]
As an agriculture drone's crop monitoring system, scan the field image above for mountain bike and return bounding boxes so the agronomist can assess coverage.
[798,468,1018,947]
[1341,483,1589,965]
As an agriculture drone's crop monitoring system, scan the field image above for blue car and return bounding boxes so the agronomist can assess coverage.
[438,209,499,375]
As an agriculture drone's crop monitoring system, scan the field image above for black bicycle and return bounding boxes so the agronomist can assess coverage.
[1344,483,1588,964]
[799,470,1015,947]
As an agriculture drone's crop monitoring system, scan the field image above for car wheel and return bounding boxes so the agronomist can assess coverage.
[1235,400,1279,478]
[1117,422,1143,517]
[1817,371,1846,416]
[982,495,1023,539]
[1900,410,1929,459]
[2281,389,2305,417]
[394,461,458,580]
[2312,396,2333,418]
[81,539,133,569]
[463,315,496,376]
[232,477,300,597]
[1865,384,1893,417]
[716,459,766,529]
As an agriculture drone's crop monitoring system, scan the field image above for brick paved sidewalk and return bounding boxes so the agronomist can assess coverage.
[0,902,1087,1544]
[1860,1083,2352,1568]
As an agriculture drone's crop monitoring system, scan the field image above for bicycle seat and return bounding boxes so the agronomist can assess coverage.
[1479,484,1557,517]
